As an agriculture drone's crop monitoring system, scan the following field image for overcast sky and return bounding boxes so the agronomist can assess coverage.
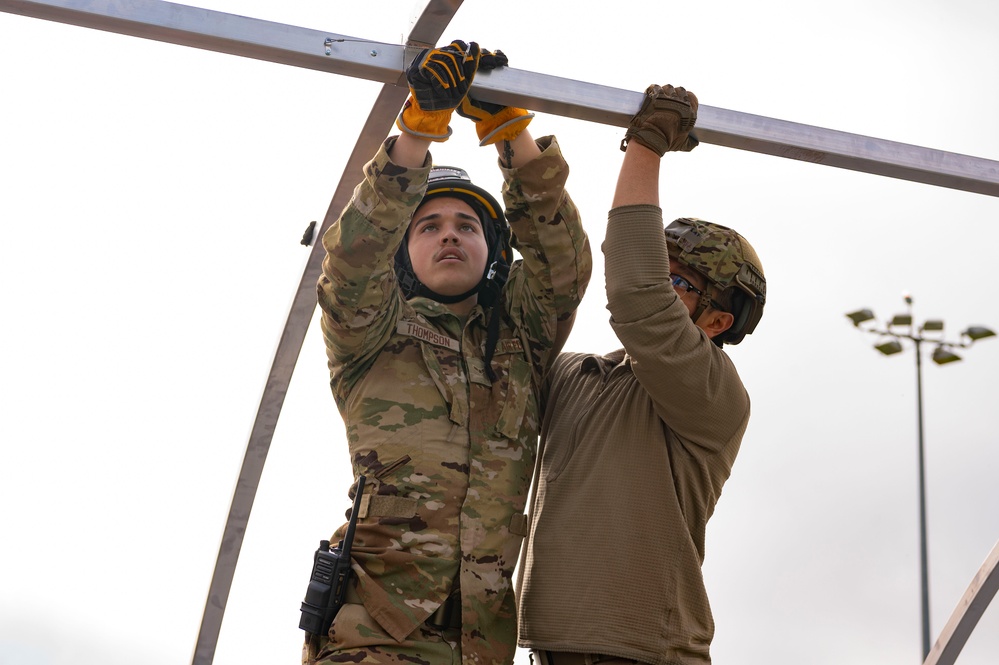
[2,1,998,664]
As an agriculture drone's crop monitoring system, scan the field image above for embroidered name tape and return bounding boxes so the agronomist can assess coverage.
[397,321,460,351]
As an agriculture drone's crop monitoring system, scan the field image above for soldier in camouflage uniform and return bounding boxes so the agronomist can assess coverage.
[517,85,767,665]
[306,41,591,665]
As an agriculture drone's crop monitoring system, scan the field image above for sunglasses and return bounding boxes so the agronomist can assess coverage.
[670,274,728,312]
[670,273,704,297]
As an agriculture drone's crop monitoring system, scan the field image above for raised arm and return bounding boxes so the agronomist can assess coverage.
[319,40,484,385]
[604,84,748,448]
[614,83,699,206]
[457,50,590,355]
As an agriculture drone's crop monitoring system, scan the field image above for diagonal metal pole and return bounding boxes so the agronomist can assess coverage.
[188,88,404,665]
[922,539,999,665]
[2,0,999,196]
[168,5,457,663]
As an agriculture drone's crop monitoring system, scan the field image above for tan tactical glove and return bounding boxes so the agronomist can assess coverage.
[620,84,699,155]
[456,49,535,145]
[396,40,481,142]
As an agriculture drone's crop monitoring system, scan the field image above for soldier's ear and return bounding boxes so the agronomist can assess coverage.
[697,309,734,339]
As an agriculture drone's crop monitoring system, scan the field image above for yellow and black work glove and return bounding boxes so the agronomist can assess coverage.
[456,48,535,145]
[396,40,481,142]
[621,84,699,155]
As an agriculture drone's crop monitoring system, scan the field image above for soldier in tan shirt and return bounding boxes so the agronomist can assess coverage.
[517,85,767,665]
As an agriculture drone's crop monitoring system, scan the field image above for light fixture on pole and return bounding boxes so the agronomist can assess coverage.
[845,294,995,662]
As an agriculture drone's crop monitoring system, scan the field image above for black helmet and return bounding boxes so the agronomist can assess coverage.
[394,166,511,307]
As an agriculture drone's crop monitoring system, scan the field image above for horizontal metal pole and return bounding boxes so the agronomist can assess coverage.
[3,0,998,197]
[468,67,999,198]
[0,0,409,84]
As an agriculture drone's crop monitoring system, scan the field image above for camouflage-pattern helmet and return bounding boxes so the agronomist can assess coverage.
[394,165,511,307]
[665,217,766,346]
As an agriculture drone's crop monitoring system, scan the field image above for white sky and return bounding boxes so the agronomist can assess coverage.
[2,1,998,664]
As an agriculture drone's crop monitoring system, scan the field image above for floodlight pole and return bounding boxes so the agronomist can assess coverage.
[892,304,933,661]
[913,333,931,660]
[845,296,995,662]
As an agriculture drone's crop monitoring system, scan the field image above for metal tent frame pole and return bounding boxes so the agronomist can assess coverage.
[181,0,456,659]
[189,88,406,665]
[923,539,999,665]
[3,0,999,197]
[178,1,455,657]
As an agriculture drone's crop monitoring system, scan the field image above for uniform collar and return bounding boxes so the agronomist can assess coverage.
[407,296,486,335]
[580,348,629,375]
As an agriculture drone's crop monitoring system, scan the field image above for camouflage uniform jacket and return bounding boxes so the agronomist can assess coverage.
[517,205,749,665]
[317,135,591,665]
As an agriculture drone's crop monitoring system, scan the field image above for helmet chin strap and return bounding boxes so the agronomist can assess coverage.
[691,285,731,349]
[417,281,480,304]
[413,245,507,305]
[690,287,714,324]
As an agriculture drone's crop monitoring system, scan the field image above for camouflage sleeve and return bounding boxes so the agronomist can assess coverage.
[317,138,431,395]
[498,135,593,362]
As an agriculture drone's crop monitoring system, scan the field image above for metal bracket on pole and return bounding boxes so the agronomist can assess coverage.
[3,0,999,196]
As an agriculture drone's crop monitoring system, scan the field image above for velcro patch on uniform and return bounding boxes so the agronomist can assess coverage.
[466,357,490,386]
[397,321,460,351]
[509,512,529,537]
[492,338,524,355]
[359,494,418,519]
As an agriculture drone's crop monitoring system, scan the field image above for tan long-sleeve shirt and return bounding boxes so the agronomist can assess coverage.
[517,204,749,665]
